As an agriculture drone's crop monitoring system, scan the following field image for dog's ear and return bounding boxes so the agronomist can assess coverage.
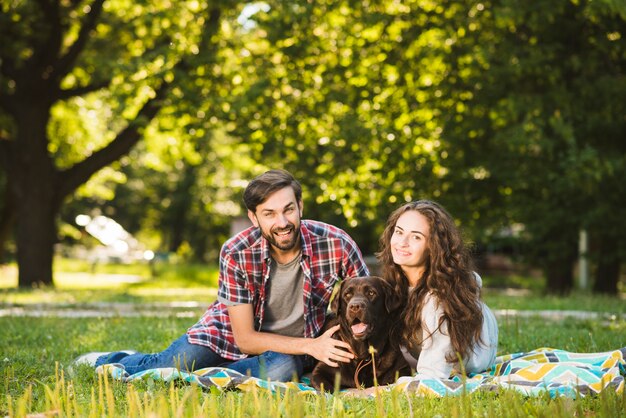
[330,280,345,314]
[380,278,403,313]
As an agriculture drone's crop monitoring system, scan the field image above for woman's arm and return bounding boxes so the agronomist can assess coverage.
[413,294,454,379]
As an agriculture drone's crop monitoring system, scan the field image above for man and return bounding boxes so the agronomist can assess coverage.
[75,169,370,381]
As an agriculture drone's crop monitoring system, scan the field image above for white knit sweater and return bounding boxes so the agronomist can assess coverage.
[398,273,498,380]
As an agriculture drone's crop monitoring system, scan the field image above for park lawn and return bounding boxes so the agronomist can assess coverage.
[1,306,626,416]
[0,259,220,304]
[1,261,626,416]
[2,258,626,311]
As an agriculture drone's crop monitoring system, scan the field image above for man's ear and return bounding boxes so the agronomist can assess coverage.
[248,209,259,228]
[298,200,303,217]
[330,280,345,314]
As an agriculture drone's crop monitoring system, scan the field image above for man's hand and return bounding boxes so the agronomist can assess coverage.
[308,324,354,367]
[228,305,355,361]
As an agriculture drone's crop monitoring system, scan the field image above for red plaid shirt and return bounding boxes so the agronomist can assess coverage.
[187,220,369,360]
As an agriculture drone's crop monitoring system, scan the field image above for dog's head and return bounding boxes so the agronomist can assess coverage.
[330,276,403,342]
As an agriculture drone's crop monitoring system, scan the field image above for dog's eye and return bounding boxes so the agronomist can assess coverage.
[367,290,376,297]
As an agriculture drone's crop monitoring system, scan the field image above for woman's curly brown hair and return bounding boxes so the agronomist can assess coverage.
[377,200,483,363]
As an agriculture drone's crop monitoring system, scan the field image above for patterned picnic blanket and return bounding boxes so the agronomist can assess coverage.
[96,347,626,398]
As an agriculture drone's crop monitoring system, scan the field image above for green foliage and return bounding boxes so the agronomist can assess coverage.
[213,0,625,277]
[430,0,626,290]
[2,0,624,291]
[40,0,256,262]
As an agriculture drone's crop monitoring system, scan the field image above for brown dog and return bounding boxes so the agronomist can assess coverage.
[311,276,411,391]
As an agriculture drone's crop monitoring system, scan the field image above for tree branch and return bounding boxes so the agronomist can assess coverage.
[0,140,11,172]
[57,80,110,100]
[0,94,13,114]
[0,181,17,263]
[0,20,18,79]
[32,0,64,70]
[58,5,224,197]
[198,7,223,58]
[0,57,17,79]
[53,0,106,82]
[58,81,170,196]
[34,0,56,18]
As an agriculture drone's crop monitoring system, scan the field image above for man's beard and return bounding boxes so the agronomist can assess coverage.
[261,223,301,251]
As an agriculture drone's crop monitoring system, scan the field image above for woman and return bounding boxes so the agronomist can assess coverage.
[378,200,498,379]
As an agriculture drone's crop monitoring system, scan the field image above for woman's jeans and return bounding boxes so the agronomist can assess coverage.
[94,334,309,381]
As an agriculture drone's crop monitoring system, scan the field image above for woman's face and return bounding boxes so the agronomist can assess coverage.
[390,210,430,274]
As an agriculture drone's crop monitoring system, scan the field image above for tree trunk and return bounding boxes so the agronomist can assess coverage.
[544,248,577,295]
[0,185,16,263]
[15,187,58,287]
[0,1,223,287]
[168,164,196,253]
[592,234,621,294]
[11,103,61,287]
[593,258,620,294]
[545,260,574,295]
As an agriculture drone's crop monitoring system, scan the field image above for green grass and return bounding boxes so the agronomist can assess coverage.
[0,258,220,304]
[1,259,626,416]
[483,291,626,314]
[4,377,623,417]
[2,314,624,417]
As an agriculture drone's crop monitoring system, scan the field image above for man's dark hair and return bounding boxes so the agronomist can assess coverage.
[243,169,302,213]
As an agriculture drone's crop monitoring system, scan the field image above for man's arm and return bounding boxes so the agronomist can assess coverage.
[228,304,354,367]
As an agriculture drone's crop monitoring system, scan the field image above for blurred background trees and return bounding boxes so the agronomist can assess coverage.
[1,0,624,294]
[0,0,239,286]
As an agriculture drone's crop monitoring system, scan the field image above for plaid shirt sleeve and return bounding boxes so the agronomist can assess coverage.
[217,248,253,305]
[302,221,370,338]
[341,231,370,279]
[187,228,263,360]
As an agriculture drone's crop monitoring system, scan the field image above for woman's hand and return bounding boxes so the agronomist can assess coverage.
[307,324,354,367]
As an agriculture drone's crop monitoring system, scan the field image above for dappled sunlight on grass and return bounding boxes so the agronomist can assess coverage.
[484,290,626,314]
[0,264,17,287]
[1,260,147,290]
[0,274,144,305]
[0,286,218,305]
[128,286,217,301]
[495,314,626,354]
[54,257,152,275]
[0,258,220,304]
[54,272,146,289]
[481,272,546,291]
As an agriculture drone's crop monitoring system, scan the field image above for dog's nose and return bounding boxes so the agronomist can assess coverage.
[348,300,365,313]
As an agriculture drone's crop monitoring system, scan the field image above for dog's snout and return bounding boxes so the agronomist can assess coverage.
[348,299,366,313]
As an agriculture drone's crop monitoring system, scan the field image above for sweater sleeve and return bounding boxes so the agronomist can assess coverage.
[398,273,497,383]
[413,294,454,379]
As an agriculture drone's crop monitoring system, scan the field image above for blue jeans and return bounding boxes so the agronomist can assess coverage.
[95,334,309,381]
[94,334,231,375]
[228,350,310,381]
